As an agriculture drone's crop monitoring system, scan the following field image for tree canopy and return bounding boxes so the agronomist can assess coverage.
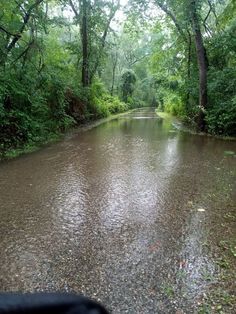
[0,0,235,155]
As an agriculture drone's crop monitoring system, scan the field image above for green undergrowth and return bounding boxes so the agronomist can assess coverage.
[0,80,130,160]
[156,109,236,141]
[89,82,128,118]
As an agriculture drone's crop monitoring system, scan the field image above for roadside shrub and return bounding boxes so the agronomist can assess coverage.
[105,95,128,114]
[163,93,186,117]
[0,66,75,153]
[206,98,236,136]
[87,80,129,119]
[92,94,128,118]
[206,67,236,135]
[91,97,110,118]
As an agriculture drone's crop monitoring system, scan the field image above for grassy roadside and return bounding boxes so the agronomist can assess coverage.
[155,110,236,141]
[156,109,236,313]
[0,109,133,162]
[2,108,235,162]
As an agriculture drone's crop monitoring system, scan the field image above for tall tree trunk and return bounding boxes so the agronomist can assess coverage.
[69,0,118,86]
[190,0,208,131]
[186,31,192,110]
[81,0,89,87]
[89,2,119,82]
[155,1,188,42]
[111,51,118,96]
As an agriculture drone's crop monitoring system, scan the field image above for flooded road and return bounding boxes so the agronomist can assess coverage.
[0,108,235,313]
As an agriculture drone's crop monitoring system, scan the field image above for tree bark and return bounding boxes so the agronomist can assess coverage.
[0,0,43,66]
[69,0,118,86]
[186,30,192,109]
[81,0,89,87]
[7,0,44,53]
[111,51,118,95]
[155,1,188,42]
[190,0,208,131]
[89,2,119,82]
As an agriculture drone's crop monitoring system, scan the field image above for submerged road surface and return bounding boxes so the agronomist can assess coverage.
[0,108,236,313]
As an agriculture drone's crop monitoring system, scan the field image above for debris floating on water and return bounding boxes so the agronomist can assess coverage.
[197,208,206,212]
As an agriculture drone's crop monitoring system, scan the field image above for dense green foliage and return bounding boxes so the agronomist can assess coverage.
[121,70,137,103]
[0,0,235,156]
[128,0,236,135]
[0,0,129,156]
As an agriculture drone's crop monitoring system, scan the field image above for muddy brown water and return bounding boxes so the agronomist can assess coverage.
[0,108,235,313]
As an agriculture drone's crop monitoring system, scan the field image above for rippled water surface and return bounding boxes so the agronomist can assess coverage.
[0,108,235,313]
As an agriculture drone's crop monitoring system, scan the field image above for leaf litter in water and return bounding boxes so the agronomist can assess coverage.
[197,208,206,212]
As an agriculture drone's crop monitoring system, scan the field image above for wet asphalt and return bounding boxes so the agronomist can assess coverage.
[0,108,235,313]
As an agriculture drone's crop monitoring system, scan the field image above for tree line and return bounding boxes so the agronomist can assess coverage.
[129,0,236,134]
[0,0,235,156]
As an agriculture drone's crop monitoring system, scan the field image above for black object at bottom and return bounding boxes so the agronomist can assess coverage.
[0,293,109,314]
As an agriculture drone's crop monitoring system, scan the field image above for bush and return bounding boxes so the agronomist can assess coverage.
[206,67,236,135]
[91,94,128,119]
[206,98,236,136]
[86,80,129,119]
[0,67,75,154]
[91,96,110,118]
[163,93,186,117]
[105,96,128,114]
[120,70,137,102]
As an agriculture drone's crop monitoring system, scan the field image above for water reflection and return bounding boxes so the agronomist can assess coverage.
[0,108,235,312]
